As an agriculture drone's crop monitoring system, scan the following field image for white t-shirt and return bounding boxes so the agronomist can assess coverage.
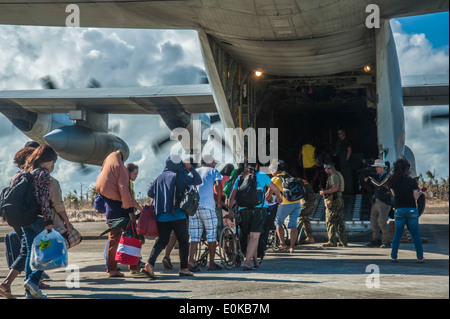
[196,166,223,210]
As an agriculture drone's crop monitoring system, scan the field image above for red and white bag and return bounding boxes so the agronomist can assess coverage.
[115,225,142,265]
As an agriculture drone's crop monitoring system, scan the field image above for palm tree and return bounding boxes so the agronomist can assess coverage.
[425,170,434,196]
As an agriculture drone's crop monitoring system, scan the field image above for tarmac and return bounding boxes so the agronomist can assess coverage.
[0,213,448,301]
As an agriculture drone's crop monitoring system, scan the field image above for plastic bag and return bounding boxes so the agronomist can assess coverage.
[31,229,68,270]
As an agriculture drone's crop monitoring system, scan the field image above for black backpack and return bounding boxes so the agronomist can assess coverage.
[279,174,306,202]
[236,173,264,208]
[178,187,200,216]
[173,173,200,216]
[0,172,40,227]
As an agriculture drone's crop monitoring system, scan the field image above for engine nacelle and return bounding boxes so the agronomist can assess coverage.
[44,125,129,166]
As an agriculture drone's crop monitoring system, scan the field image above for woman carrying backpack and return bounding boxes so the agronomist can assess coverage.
[1,146,36,299]
[21,144,58,299]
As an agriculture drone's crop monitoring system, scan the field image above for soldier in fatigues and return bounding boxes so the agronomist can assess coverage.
[319,162,347,247]
[299,179,318,244]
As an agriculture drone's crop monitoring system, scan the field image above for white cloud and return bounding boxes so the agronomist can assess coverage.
[392,19,449,76]
[392,19,449,179]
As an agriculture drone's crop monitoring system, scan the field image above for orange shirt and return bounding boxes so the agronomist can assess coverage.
[95,151,134,209]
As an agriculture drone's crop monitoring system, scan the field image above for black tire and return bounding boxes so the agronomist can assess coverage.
[296,221,306,245]
[194,242,208,267]
[219,227,237,269]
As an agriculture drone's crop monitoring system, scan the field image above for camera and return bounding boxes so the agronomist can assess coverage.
[356,159,377,191]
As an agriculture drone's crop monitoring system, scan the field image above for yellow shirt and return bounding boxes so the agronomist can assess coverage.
[302,144,318,169]
[271,173,301,205]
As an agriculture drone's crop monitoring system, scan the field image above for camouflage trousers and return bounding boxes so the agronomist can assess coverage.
[325,197,347,245]
[299,197,319,238]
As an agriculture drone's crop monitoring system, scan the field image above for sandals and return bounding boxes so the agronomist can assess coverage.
[179,271,194,277]
[140,269,158,280]
[188,265,200,273]
[273,246,288,252]
[162,256,173,269]
[108,271,125,278]
[207,264,223,271]
[0,287,16,299]
[243,264,256,271]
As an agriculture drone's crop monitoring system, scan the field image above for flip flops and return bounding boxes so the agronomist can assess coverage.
[242,264,256,271]
[0,287,15,299]
[140,269,158,280]
[188,265,200,272]
[207,264,223,271]
[179,272,194,277]
[273,246,288,252]
[108,271,124,278]
[162,256,173,269]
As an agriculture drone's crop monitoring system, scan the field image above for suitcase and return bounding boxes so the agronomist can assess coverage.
[4,231,21,268]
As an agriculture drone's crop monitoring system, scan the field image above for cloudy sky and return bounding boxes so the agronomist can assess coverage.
[0,12,448,198]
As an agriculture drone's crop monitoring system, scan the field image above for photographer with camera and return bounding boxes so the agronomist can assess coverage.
[364,159,392,248]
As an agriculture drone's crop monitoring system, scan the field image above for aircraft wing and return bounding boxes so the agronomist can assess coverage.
[402,75,449,107]
[0,84,216,115]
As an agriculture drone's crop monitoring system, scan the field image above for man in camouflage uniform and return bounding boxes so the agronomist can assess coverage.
[319,162,347,247]
[299,179,318,244]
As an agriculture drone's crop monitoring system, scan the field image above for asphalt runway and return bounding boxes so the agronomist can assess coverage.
[0,214,448,301]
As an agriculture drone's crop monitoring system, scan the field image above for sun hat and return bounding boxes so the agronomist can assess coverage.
[371,159,387,168]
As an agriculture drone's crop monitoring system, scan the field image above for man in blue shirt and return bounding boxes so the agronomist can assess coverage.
[227,161,282,270]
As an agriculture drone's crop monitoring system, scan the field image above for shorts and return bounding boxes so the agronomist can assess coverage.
[189,206,218,242]
[275,203,301,228]
[239,208,267,234]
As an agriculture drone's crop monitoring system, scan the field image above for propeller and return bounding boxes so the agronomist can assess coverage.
[422,108,449,127]
[151,113,229,154]
[151,134,178,155]
[79,163,95,175]
[40,75,58,89]
[40,75,102,175]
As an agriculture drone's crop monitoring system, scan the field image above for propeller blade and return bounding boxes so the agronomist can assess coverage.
[430,113,449,120]
[108,120,121,134]
[151,135,175,154]
[40,75,58,89]
[87,78,102,88]
[423,109,449,127]
[79,163,95,176]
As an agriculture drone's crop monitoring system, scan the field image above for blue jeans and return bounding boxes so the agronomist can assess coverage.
[391,208,423,260]
[22,217,45,285]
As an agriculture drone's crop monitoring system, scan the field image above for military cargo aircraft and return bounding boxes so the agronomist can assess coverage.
[0,0,448,236]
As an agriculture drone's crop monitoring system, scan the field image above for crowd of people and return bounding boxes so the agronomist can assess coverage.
[0,130,426,298]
